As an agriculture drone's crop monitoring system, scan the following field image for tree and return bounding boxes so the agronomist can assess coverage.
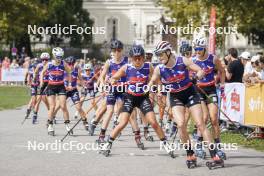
[0,0,46,56]
[158,0,264,52]
[39,0,93,47]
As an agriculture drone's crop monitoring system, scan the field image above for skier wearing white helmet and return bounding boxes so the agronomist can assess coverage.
[192,36,226,160]
[40,47,73,136]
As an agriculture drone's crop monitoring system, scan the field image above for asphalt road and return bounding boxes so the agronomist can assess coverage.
[0,100,264,176]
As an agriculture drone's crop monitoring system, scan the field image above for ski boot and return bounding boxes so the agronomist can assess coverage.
[135,134,144,150]
[162,141,175,158]
[170,122,178,138]
[74,111,79,119]
[96,135,106,144]
[159,119,164,128]
[195,143,206,159]
[216,148,227,160]
[165,120,171,135]
[64,120,73,135]
[206,155,224,170]
[32,113,37,124]
[88,122,96,136]
[112,115,119,129]
[24,108,31,119]
[99,142,112,157]
[47,120,55,136]
[144,128,154,142]
[82,119,89,131]
[186,154,197,169]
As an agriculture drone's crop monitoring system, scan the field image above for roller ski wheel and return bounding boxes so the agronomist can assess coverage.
[162,141,175,158]
[186,155,197,169]
[206,157,224,170]
[83,121,89,131]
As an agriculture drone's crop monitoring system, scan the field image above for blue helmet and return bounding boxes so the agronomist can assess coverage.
[129,45,145,57]
[65,56,76,64]
[110,39,123,49]
[180,41,192,55]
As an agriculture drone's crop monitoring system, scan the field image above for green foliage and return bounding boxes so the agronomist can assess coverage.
[158,0,264,47]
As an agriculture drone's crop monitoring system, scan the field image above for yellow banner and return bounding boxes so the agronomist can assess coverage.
[244,83,264,127]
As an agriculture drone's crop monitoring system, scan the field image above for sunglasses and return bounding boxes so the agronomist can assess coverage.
[133,56,142,61]
[85,69,91,71]
[42,59,48,61]
[194,47,204,51]
[155,52,164,57]
[111,49,122,53]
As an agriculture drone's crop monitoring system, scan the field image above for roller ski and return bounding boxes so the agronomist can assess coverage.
[195,143,206,159]
[21,108,32,124]
[47,120,55,136]
[162,141,175,158]
[206,155,224,170]
[65,120,73,135]
[98,142,112,157]
[135,135,144,150]
[144,128,154,142]
[186,154,197,169]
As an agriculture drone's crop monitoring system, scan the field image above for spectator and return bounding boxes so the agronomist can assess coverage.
[240,51,252,75]
[258,56,264,82]
[2,57,11,69]
[10,59,20,69]
[225,48,244,83]
[22,57,31,69]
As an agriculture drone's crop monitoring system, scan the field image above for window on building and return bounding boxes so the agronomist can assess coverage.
[146,25,154,45]
[107,18,118,40]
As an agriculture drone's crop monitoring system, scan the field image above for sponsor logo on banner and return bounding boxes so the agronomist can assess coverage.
[220,83,245,124]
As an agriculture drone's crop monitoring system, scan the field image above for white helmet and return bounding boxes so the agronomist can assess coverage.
[154,41,172,55]
[146,50,153,54]
[192,36,207,48]
[84,63,92,70]
[40,52,50,60]
[52,47,64,58]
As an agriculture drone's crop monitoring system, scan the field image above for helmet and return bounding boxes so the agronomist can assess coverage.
[154,41,172,55]
[65,56,76,64]
[40,52,50,60]
[110,40,123,49]
[52,47,64,58]
[146,50,153,54]
[84,63,92,70]
[180,41,192,55]
[129,45,145,57]
[192,37,207,48]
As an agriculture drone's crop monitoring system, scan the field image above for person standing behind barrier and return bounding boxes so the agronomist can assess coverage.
[225,48,244,83]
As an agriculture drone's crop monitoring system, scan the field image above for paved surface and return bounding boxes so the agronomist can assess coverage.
[1,101,264,176]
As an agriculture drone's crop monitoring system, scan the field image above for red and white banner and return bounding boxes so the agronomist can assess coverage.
[220,83,245,124]
[1,68,27,82]
[208,6,216,54]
